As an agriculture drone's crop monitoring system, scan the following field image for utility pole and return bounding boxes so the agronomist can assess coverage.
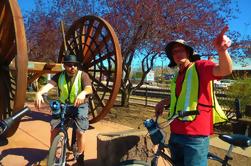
[161,59,164,77]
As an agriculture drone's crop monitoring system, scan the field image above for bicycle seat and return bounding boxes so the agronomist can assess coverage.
[219,134,251,148]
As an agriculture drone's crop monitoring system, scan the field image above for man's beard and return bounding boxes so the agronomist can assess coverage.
[66,69,76,76]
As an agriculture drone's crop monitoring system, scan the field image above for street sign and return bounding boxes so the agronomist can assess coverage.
[147,70,155,82]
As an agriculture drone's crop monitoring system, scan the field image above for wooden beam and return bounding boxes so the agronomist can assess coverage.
[9,61,64,73]
[27,61,64,73]
[9,61,64,84]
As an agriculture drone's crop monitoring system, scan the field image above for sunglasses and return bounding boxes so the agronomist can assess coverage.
[64,63,77,67]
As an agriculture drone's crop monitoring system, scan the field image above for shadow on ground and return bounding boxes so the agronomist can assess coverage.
[0,148,47,165]
[21,111,51,123]
[83,159,100,166]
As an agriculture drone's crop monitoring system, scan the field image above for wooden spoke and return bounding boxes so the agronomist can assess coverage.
[89,52,114,67]
[89,75,112,93]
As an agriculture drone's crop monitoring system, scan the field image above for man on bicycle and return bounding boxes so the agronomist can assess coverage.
[35,54,92,165]
[155,26,232,166]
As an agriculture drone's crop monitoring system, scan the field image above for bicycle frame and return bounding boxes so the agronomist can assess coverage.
[208,143,235,166]
[151,142,173,166]
[50,102,78,164]
[53,103,70,165]
[146,111,200,166]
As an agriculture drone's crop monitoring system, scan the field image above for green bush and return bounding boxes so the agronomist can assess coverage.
[225,79,251,112]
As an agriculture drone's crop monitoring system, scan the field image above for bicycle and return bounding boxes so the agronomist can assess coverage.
[47,100,79,166]
[119,110,251,166]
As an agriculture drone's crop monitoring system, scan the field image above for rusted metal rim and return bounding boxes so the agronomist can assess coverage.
[0,0,28,136]
[58,15,122,123]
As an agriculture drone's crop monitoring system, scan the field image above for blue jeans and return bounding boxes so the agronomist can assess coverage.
[169,133,209,166]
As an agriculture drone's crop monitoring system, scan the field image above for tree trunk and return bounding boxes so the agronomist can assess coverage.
[97,129,154,166]
[121,88,131,107]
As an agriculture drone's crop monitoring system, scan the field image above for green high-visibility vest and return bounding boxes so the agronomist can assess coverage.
[58,71,82,104]
[168,63,227,123]
[210,81,227,124]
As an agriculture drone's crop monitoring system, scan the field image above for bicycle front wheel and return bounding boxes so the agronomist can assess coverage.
[48,133,67,166]
[119,160,150,166]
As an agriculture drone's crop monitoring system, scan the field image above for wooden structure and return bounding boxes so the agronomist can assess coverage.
[0,0,28,136]
[0,0,122,136]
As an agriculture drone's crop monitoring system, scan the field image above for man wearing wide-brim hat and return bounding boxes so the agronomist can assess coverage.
[155,26,232,166]
[35,54,92,165]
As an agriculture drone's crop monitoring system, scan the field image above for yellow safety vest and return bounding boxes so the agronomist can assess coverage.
[58,71,82,104]
[168,63,227,123]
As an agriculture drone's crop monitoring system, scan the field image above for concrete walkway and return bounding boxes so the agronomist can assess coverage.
[0,104,132,166]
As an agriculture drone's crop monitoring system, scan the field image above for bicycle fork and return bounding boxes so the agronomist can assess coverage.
[70,127,79,160]
[222,144,234,166]
[151,154,159,166]
[60,130,69,166]
[151,144,165,166]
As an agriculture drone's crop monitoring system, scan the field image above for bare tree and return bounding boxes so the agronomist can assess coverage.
[25,0,92,61]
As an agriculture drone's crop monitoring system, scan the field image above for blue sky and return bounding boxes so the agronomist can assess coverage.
[18,0,35,12]
[229,0,251,37]
[18,0,251,70]
[17,0,251,36]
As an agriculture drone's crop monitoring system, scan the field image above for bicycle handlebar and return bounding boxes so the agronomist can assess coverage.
[0,107,30,137]
[50,100,74,110]
[155,110,200,123]
[177,110,200,118]
[152,110,200,131]
[49,100,78,121]
[42,94,74,109]
[0,107,30,146]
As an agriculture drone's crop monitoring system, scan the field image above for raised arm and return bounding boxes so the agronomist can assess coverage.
[212,26,233,77]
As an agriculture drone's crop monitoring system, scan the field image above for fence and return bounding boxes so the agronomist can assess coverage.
[131,86,231,106]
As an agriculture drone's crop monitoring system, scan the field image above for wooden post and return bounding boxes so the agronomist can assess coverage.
[145,85,148,106]
[245,105,251,117]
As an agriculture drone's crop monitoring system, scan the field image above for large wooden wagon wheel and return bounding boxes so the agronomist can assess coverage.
[0,0,28,136]
[59,16,122,123]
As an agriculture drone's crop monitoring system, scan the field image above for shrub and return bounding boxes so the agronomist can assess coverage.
[225,79,251,113]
